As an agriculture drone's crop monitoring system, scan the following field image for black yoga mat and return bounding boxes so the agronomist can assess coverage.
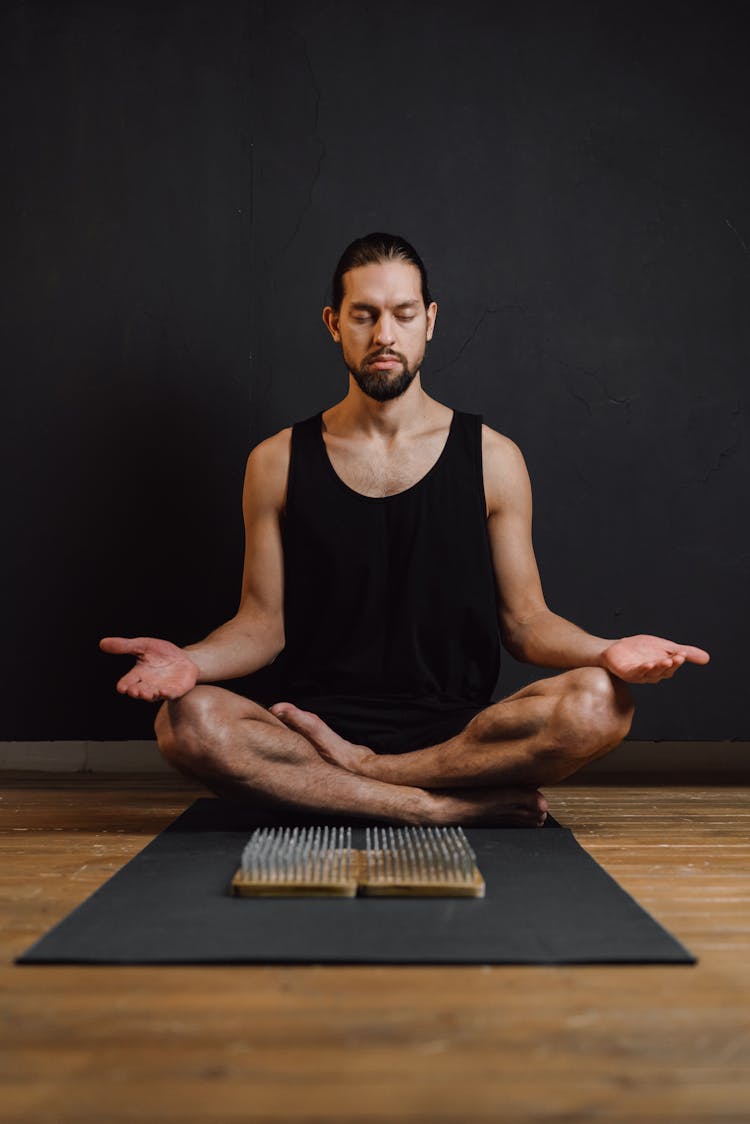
[17,798,695,965]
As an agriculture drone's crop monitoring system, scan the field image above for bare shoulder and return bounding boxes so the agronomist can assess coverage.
[480,423,532,516]
[243,427,293,511]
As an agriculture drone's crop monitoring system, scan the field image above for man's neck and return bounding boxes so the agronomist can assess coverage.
[328,377,443,440]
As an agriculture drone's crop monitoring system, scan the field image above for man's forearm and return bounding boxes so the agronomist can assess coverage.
[507,608,614,669]
[184,612,284,683]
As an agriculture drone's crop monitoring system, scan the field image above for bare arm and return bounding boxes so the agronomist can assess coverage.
[482,428,612,667]
[482,427,709,681]
[183,430,289,681]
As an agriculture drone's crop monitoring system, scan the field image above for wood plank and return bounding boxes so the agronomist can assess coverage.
[1,777,749,1123]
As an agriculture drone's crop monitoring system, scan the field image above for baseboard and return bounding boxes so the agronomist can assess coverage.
[578,740,748,776]
[0,741,172,773]
[0,740,747,776]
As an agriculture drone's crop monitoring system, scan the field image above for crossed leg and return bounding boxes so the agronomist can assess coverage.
[270,667,635,790]
[154,687,549,827]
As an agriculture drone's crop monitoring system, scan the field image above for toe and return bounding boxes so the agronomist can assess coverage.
[271,705,320,737]
[269,702,313,727]
[278,708,306,727]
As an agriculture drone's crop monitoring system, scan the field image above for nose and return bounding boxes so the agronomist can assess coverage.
[373,314,395,346]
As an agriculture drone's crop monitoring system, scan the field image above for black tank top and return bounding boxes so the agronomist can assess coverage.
[278,408,501,748]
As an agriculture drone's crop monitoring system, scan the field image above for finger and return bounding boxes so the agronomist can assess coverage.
[657,661,683,678]
[117,670,155,696]
[632,667,666,684]
[100,637,144,656]
[679,645,711,664]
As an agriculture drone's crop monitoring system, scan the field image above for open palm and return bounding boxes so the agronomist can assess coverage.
[99,636,199,701]
[602,634,710,684]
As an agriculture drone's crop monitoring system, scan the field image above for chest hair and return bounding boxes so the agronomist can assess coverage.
[323,430,449,498]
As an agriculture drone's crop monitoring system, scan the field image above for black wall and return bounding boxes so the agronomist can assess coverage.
[3,0,748,741]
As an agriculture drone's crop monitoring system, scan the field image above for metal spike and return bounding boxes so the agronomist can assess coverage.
[462,827,476,880]
[427,827,442,881]
[437,828,451,881]
[424,827,434,870]
[259,828,268,880]
[405,828,416,880]
[452,829,466,881]
[426,828,437,880]
[443,827,456,881]
[303,826,312,880]
[269,829,277,881]
[414,828,425,881]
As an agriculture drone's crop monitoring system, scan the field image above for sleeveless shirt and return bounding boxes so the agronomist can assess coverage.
[278,408,501,752]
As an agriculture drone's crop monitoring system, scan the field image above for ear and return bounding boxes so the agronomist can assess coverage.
[425,301,438,342]
[322,306,341,342]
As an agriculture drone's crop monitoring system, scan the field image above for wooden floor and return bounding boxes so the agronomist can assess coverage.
[1,775,749,1124]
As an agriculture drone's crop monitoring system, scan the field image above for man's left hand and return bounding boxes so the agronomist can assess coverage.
[601,634,711,684]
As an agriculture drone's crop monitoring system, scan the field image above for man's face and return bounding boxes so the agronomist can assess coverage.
[323,260,437,402]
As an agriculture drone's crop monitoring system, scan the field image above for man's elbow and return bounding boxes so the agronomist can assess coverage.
[236,601,285,663]
[500,622,530,662]
[268,632,285,664]
[264,621,285,662]
[499,607,548,663]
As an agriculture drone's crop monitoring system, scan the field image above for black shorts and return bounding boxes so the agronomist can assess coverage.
[288,694,487,756]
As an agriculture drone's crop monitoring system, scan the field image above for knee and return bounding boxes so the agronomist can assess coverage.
[555,667,634,755]
[153,686,229,770]
[154,686,280,774]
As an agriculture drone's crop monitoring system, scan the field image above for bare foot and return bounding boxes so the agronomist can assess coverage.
[268,702,376,774]
[268,702,548,828]
[430,787,548,827]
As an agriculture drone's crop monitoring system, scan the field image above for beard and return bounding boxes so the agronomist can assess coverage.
[345,346,425,402]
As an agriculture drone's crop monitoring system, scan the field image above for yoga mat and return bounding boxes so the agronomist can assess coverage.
[17,798,695,965]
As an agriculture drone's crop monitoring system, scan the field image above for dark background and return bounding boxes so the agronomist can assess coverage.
[3,0,748,741]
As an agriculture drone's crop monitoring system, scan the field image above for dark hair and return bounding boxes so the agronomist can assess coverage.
[330,232,433,311]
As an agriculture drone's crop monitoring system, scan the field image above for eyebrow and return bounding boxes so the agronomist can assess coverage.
[349,300,420,312]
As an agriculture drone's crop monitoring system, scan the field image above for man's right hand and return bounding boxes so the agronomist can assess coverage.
[99,636,199,701]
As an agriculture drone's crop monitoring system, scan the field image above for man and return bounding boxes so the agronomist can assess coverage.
[101,233,710,826]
